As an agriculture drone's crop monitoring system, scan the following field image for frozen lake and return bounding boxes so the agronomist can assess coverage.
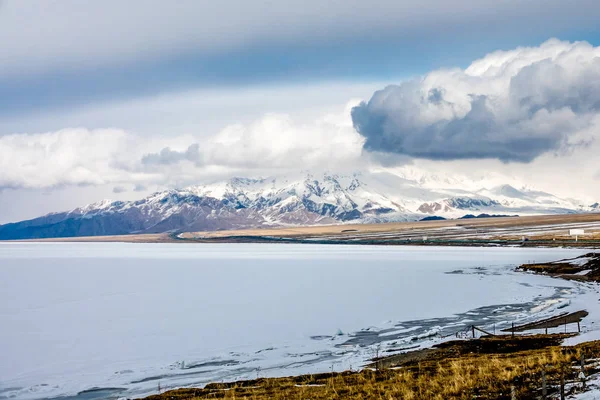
[0,243,587,399]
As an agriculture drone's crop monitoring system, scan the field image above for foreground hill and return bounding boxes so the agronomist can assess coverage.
[1,171,597,240]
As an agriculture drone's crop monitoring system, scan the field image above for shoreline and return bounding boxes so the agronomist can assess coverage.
[143,338,600,400]
[138,252,600,400]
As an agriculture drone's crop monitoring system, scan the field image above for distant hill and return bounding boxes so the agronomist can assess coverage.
[420,216,447,221]
[460,214,518,219]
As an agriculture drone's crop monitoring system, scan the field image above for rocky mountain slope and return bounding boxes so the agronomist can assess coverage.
[0,171,596,240]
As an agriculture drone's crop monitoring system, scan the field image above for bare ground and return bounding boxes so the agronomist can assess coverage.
[14,212,600,245]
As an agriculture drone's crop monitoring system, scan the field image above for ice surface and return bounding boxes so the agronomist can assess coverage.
[0,243,589,399]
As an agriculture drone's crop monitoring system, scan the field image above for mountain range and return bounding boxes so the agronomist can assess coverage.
[1,170,597,240]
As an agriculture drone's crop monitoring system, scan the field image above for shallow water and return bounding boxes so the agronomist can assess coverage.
[0,243,585,399]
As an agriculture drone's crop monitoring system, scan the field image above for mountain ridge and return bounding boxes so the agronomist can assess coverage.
[0,171,596,240]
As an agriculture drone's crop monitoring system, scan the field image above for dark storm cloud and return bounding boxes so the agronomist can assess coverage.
[352,40,600,162]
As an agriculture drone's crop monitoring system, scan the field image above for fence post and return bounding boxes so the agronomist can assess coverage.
[579,370,587,390]
[560,373,565,400]
[542,368,547,399]
[511,385,516,400]
[472,325,475,338]
[512,322,515,338]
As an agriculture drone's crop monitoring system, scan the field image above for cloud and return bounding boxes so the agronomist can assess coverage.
[112,186,127,193]
[352,39,600,162]
[0,103,364,189]
[1,1,597,78]
[0,80,382,139]
[0,128,131,189]
[141,144,202,166]
[139,105,364,172]
[3,1,599,120]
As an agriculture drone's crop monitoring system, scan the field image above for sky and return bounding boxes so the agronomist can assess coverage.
[1,0,600,223]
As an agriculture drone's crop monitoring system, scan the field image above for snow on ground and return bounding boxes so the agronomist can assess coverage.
[0,243,595,400]
[568,361,600,399]
[567,258,595,266]
[570,380,600,399]
[576,269,594,275]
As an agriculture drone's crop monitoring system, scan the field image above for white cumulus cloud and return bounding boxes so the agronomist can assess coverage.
[0,104,364,189]
[0,129,131,189]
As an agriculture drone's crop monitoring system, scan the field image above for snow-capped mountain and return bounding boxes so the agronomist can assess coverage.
[0,171,596,240]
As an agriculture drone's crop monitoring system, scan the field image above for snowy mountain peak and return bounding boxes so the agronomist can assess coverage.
[0,170,595,240]
[70,199,115,216]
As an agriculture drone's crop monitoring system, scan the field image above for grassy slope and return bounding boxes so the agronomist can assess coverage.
[145,336,600,400]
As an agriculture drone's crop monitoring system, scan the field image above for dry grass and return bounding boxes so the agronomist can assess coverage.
[496,231,600,241]
[519,253,600,282]
[145,338,600,400]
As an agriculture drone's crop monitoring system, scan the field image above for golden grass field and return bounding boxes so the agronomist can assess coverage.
[144,336,600,400]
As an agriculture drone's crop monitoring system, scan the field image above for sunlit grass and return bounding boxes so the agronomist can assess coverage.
[145,338,600,400]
